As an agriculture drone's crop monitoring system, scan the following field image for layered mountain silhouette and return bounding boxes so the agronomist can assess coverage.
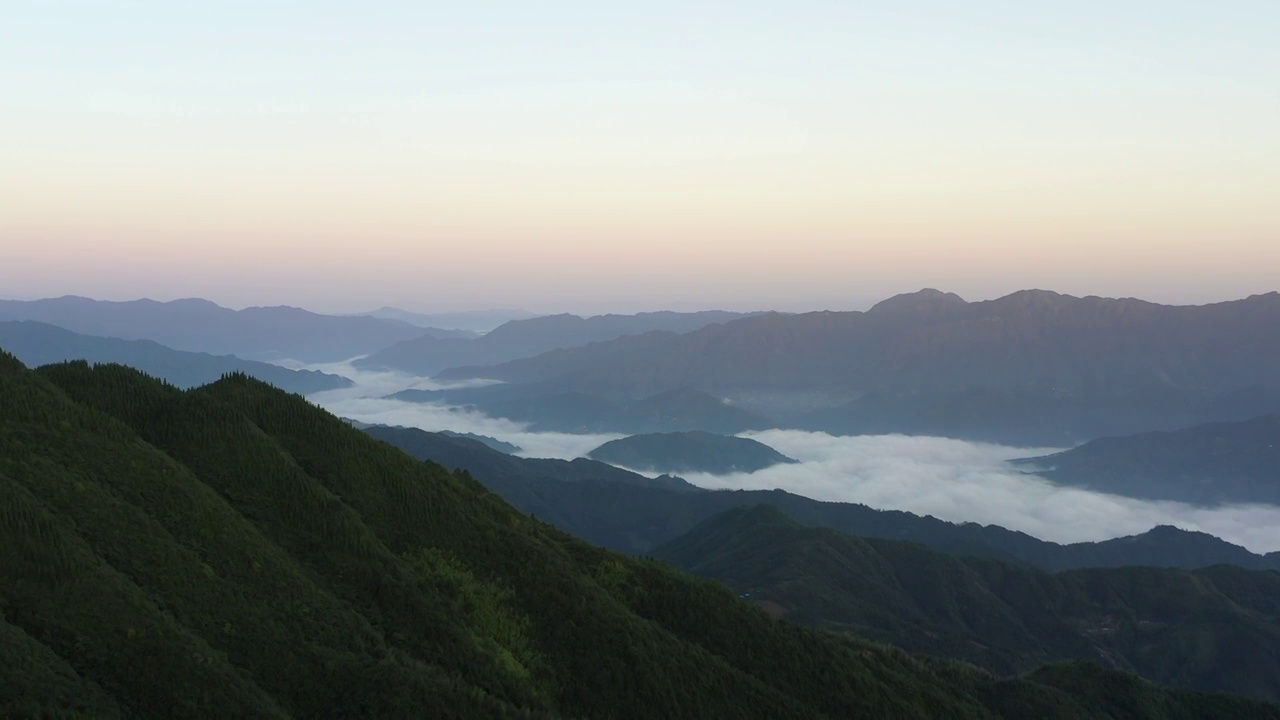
[0,321,351,394]
[588,431,798,474]
[0,295,426,362]
[655,505,1280,701]
[1015,415,1280,505]
[356,310,753,376]
[434,290,1280,445]
[367,425,1280,571]
[9,355,1268,717]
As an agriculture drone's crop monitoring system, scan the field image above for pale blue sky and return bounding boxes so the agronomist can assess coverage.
[2,1,1277,312]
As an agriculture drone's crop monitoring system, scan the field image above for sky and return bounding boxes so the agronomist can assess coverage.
[2,1,1278,313]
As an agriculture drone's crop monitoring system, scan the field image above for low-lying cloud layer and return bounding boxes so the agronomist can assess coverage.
[684,430,1280,555]
[303,360,622,461]
[301,360,1280,555]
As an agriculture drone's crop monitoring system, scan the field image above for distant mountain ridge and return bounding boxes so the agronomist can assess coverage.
[1016,415,1280,505]
[588,431,798,474]
[655,504,1280,701]
[0,295,426,362]
[0,320,351,394]
[356,310,755,376]
[434,290,1280,445]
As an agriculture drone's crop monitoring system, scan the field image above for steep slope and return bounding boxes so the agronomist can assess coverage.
[3,355,1275,718]
[588,431,798,474]
[435,290,1280,445]
[0,320,351,394]
[356,311,750,375]
[0,296,423,361]
[655,505,1280,701]
[1015,415,1280,505]
[369,425,1280,570]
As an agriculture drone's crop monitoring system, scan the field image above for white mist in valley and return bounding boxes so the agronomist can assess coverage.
[682,430,1280,555]
[300,359,623,461]
[301,359,1280,555]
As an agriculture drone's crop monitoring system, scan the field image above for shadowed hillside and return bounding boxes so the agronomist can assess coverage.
[656,505,1280,700]
[1016,415,1280,505]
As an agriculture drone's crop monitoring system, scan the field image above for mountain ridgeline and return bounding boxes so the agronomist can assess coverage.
[1015,415,1280,505]
[3,354,1278,718]
[0,296,426,362]
[432,290,1280,445]
[655,505,1280,701]
[356,310,754,375]
[0,320,352,395]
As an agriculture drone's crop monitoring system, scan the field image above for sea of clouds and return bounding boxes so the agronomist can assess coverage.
[299,360,1280,554]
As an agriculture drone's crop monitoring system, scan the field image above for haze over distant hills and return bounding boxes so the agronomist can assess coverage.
[656,505,1280,701]
[0,296,426,362]
[436,289,1280,446]
[0,320,351,394]
[357,310,754,376]
[352,307,541,333]
[1016,415,1280,506]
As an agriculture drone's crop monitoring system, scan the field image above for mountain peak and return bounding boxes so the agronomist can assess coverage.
[867,289,967,317]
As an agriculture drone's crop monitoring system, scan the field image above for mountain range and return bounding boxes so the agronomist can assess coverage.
[433,290,1280,446]
[8,355,1270,717]
[0,321,351,394]
[0,296,427,362]
[1016,415,1280,505]
[655,505,1280,701]
[356,310,754,376]
[364,425,1280,571]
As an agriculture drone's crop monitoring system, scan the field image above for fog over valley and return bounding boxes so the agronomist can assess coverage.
[299,359,1280,555]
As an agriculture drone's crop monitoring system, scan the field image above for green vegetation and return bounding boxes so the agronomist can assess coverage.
[1,353,1278,718]
[655,505,1280,701]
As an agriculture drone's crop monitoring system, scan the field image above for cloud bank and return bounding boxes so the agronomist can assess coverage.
[298,360,1280,554]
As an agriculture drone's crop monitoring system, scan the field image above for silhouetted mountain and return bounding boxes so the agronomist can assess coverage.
[655,505,1280,701]
[390,385,771,435]
[588,431,797,474]
[436,291,1280,445]
[1015,415,1280,505]
[438,430,523,454]
[347,307,480,336]
[0,321,351,394]
[367,425,1280,570]
[0,295,425,362]
[8,356,1245,718]
[357,311,752,376]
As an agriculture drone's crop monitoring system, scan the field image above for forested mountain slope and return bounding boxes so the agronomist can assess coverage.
[2,352,1276,718]
[656,505,1280,701]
